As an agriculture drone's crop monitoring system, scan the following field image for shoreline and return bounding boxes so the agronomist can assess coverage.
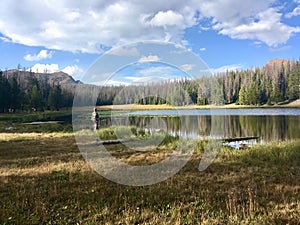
[98,99,300,110]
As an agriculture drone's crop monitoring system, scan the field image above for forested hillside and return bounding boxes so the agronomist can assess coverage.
[1,58,300,112]
[0,70,77,112]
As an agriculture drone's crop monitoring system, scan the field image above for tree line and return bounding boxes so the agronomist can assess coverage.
[0,71,74,112]
[1,59,300,112]
[94,59,300,106]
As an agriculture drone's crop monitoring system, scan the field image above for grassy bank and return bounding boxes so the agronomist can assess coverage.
[98,99,300,110]
[0,131,299,224]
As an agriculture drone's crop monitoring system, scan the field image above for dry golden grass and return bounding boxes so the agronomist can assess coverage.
[98,104,176,110]
[287,99,300,107]
[0,133,299,224]
[0,132,73,142]
[98,100,300,111]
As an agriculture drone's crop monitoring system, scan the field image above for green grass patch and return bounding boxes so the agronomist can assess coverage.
[0,110,72,123]
[233,140,300,167]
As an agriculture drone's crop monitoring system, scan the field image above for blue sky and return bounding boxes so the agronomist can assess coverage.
[0,0,300,83]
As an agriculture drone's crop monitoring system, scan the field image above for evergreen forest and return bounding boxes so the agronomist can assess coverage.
[1,59,300,112]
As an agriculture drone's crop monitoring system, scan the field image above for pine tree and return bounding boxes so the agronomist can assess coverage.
[287,72,300,100]
[238,86,247,105]
[271,84,282,103]
[9,77,21,111]
[29,85,43,111]
[0,72,11,112]
[247,82,260,105]
[48,85,63,110]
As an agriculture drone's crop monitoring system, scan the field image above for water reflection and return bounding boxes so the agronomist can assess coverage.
[102,114,300,144]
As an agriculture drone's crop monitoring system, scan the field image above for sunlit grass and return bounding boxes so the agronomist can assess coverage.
[0,132,299,224]
[97,99,300,111]
[0,132,73,142]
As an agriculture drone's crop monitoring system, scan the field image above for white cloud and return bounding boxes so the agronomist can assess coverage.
[254,41,263,46]
[125,76,160,84]
[24,50,54,61]
[209,64,243,74]
[285,6,300,18]
[196,0,300,46]
[0,0,299,51]
[199,26,210,31]
[138,55,160,63]
[0,1,197,53]
[29,63,59,74]
[103,80,130,86]
[199,47,206,51]
[197,0,274,27]
[27,63,83,79]
[269,45,291,52]
[139,66,173,77]
[146,10,186,27]
[0,36,10,42]
[108,46,139,56]
[62,65,84,79]
[180,64,194,72]
[216,8,300,46]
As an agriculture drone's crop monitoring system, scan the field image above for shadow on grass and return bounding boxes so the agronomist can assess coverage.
[0,137,299,224]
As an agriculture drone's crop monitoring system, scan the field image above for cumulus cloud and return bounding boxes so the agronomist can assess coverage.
[108,46,140,56]
[0,1,197,53]
[285,6,300,18]
[209,64,243,74]
[62,65,84,79]
[180,64,194,72]
[0,0,299,51]
[216,8,300,46]
[138,55,160,63]
[29,63,59,74]
[24,50,54,61]
[269,45,292,52]
[139,66,174,77]
[27,63,83,79]
[123,66,182,85]
[146,10,186,27]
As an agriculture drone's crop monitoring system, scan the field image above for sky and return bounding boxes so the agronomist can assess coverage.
[0,0,300,83]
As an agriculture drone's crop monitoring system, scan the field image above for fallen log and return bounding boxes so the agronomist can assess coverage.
[222,136,259,143]
[96,139,127,145]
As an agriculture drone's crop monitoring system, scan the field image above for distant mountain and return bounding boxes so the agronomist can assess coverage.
[3,69,81,89]
[264,58,291,70]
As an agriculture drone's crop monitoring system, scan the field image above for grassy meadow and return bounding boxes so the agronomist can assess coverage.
[0,111,299,224]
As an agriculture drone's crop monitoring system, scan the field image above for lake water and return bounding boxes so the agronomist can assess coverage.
[101,108,300,147]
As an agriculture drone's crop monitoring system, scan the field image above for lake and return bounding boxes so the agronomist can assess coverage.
[102,108,300,146]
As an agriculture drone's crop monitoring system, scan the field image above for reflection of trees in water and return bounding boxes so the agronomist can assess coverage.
[102,115,300,142]
[235,116,300,142]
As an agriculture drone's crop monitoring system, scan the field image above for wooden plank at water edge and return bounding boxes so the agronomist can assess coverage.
[222,136,259,143]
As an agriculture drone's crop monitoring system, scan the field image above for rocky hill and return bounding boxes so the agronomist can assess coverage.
[3,69,81,90]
